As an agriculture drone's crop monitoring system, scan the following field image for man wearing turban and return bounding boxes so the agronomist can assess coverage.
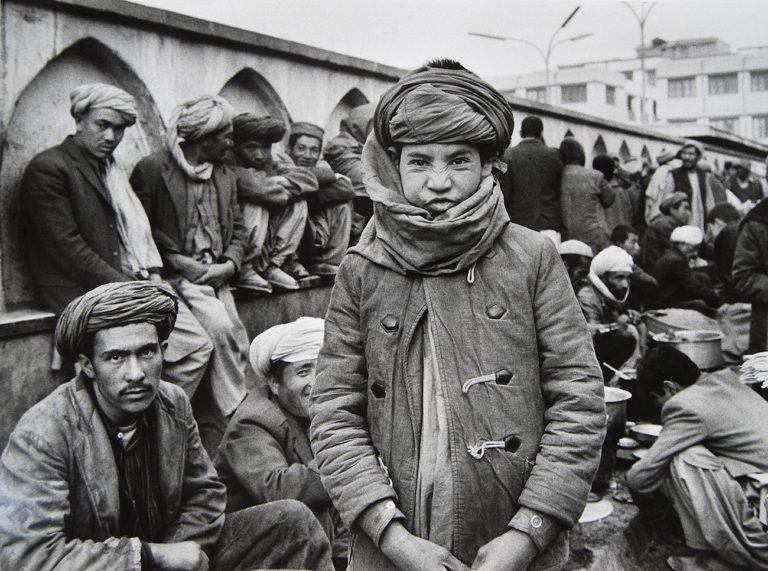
[576,245,643,385]
[21,83,214,404]
[652,225,724,313]
[0,282,333,570]
[229,113,319,292]
[215,317,349,568]
[286,121,356,277]
[131,95,250,435]
[310,60,605,570]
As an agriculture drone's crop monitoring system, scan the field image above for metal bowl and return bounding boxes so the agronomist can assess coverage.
[651,329,724,370]
[629,423,662,446]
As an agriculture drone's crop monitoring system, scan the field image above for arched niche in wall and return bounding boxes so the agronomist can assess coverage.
[564,129,575,138]
[618,141,632,162]
[592,135,608,158]
[324,88,370,143]
[641,145,652,166]
[0,37,163,309]
[219,68,291,124]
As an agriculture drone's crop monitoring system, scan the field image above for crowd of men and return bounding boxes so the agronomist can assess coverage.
[0,60,766,570]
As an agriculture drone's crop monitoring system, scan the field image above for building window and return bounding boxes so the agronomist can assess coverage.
[627,95,636,121]
[622,71,633,80]
[526,87,546,102]
[668,77,696,98]
[751,70,768,92]
[708,73,738,95]
[646,69,657,86]
[754,115,768,139]
[606,85,616,105]
[711,116,738,133]
[561,84,587,104]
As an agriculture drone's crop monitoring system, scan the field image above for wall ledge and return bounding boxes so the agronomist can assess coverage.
[0,309,57,340]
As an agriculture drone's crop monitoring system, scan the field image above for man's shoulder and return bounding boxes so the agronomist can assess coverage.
[224,393,288,441]
[8,380,80,448]
[132,149,170,175]
[155,380,193,418]
[25,141,72,173]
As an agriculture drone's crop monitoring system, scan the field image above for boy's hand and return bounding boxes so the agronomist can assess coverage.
[471,529,537,570]
[380,522,468,571]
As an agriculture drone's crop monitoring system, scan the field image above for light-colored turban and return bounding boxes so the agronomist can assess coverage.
[232,114,286,145]
[69,83,137,125]
[374,67,514,155]
[590,245,634,277]
[670,225,703,246]
[559,240,594,258]
[290,122,324,142]
[167,95,234,145]
[249,317,325,381]
[55,282,178,361]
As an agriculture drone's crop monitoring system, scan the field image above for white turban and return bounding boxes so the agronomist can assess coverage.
[590,245,634,277]
[249,317,325,381]
[69,83,137,125]
[670,225,703,246]
[559,240,593,258]
[167,95,234,144]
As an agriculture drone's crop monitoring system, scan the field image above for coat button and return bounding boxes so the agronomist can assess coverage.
[486,304,506,319]
[381,315,399,332]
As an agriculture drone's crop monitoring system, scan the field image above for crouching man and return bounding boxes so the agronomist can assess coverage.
[216,317,349,569]
[0,282,333,571]
[627,347,768,569]
[310,60,606,570]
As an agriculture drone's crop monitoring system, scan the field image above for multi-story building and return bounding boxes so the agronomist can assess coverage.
[491,37,768,144]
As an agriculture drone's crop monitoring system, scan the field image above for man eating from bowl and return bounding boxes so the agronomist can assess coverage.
[627,346,768,570]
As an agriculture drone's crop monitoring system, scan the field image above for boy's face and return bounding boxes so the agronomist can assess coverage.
[74,108,129,159]
[670,201,691,225]
[289,135,322,167]
[269,359,316,420]
[618,233,641,259]
[397,142,492,217]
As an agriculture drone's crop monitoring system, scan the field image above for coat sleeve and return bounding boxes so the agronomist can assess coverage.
[161,394,226,554]
[732,222,768,305]
[22,156,129,287]
[516,239,607,529]
[309,256,405,543]
[309,162,356,209]
[0,429,142,570]
[626,400,707,493]
[220,172,247,270]
[216,417,330,507]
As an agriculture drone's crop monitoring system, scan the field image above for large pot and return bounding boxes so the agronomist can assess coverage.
[650,329,724,370]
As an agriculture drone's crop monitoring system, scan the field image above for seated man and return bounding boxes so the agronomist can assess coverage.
[21,83,212,399]
[558,239,593,292]
[287,122,356,277]
[652,225,723,313]
[727,158,763,211]
[230,113,318,292]
[642,191,690,269]
[324,104,376,242]
[130,95,250,437]
[706,203,741,302]
[611,224,658,309]
[627,346,768,570]
[0,282,333,570]
[576,245,642,381]
[215,317,349,569]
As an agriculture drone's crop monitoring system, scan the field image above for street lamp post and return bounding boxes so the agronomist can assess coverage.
[622,2,656,124]
[469,6,592,105]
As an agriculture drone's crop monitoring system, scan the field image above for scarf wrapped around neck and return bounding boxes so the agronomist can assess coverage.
[350,135,509,276]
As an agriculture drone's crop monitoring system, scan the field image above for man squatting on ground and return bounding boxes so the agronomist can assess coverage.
[310,60,606,570]
[130,95,251,427]
[215,317,350,569]
[0,282,333,570]
[287,121,356,277]
[21,83,213,398]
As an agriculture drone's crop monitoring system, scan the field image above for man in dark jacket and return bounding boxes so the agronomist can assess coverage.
[0,282,333,570]
[706,203,741,302]
[652,225,723,312]
[216,317,349,569]
[733,197,768,352]
[641,191,691,269]
[21,83,213,400]
[130,95,250,428]
[499,115,563,240]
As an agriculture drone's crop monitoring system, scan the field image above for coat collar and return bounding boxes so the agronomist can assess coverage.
[62,136,113,207]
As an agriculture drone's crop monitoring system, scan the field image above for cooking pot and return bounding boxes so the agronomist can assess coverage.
[650,329,724,370]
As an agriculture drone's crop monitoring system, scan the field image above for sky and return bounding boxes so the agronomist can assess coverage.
[133,0,768,80]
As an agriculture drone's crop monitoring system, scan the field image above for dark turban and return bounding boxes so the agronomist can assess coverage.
[233,113,287,145]
[374,68,514,155]
[55,282,179,361]
[290,122,324,142]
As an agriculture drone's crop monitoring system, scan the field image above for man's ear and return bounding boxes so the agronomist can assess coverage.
[77,353,96,379]
[160,340,168,355]
[386,146,400,167]
[266,376,280,398]
[481,160,494,177]
[662,380,679,396]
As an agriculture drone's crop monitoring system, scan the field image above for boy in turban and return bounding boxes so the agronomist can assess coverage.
[0,282,333,570]
[310,60,605,570]
[287,121,356,277]
[131,95,250,440]
[230,113,319,292]
[216,317,349,568]
[21,83,214,402]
